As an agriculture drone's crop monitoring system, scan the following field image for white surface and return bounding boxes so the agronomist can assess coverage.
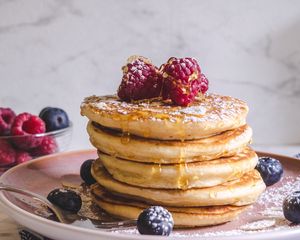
[0,0,300,150]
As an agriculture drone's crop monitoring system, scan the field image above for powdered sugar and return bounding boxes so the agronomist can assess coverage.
[258,176,300,207]
[239,219,276,231]
[81,93,248,124]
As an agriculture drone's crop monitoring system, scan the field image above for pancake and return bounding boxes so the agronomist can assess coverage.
[91,185,247,228]
[88,122,252,163]
[81,93,248,140]
[91,164,266,207]
[98,147,258,189]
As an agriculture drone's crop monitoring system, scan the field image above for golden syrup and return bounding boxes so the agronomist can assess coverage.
[118,112,132,145]
[120,114,130,133]
[111,151,118,158]
[158,163,162,173]
[142,128,151,138]
[121,132,131,144]
[209,191,217,199]
[176,116,186,142]
[177,147,189,190]
[151,163,162,176]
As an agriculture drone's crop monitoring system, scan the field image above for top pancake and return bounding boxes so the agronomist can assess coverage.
[81,93,248,140]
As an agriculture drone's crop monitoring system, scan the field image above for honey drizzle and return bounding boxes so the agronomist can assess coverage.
[119,114,131,144]
[176,116,189,190]
[97,97,197,190]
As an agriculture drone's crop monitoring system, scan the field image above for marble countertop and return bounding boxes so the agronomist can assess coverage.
[1,0,300,148]
[1,0,300,238]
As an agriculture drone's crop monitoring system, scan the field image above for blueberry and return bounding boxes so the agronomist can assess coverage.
[39,107,53,118]
[47,188,82,213]
[294,153,300,159]
[19,229,42,240]
[283,191,300,223]
[255,157,283,186]
[39,107,69,132]
[137,206,174,236]
[80,159,96,185]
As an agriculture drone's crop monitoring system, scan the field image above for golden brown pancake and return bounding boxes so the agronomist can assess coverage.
[98,147,258,189]
[91,185,247,228]
[91,164,266,207]
[81,93,248,140]
[88,122,252,163]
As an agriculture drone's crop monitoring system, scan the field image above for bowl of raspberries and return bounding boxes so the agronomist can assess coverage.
[0,107,72,173]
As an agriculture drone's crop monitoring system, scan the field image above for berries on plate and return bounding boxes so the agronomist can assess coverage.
[47,188,82,213]
[30,136,57,156]
[283,191,300,223]
[137,206,174,236]
[80,159,96,185]
[255,157,283,186]
[161,57,209,106]
[0,108,16,136]
[0,139,16,167]
[19,229,42,240]
[294,153,300,159]
[117,56,163,101]
[11,113,46,150]
[39,107,70,132]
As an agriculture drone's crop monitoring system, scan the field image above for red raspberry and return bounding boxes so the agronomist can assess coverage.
[0,108,16,135]
[15,151,32,164]
[0,140,16,167]
[199,73,209,94]
[30,136,58,156]
[161,57,209,106]
[11,113,46,150]
[117,56,163,101]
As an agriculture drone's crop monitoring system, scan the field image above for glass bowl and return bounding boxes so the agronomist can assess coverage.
[0,123,73,174]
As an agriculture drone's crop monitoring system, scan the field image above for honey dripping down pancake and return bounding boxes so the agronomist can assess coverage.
[90,185,248,228]
[80,93,249,141]
[97,147,258,189]
[91,163,266,207]
[87,122,252,164]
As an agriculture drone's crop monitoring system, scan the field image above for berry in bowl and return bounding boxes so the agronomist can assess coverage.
[0,107,72,173]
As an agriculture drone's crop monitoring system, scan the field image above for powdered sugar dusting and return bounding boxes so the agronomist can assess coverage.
[258,176,300,206]
[239,219,276,231]
[81,93,248,124]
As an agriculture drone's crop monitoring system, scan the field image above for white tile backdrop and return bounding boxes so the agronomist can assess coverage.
[0,0,300,150]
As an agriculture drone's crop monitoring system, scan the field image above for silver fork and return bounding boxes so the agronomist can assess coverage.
[0,183,136,229]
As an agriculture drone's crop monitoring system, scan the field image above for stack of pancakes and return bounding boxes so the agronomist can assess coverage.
[80,93,266,227]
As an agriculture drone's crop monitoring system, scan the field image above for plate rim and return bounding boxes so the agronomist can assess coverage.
[0,149,300,240]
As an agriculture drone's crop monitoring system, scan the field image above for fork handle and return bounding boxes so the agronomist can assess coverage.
[0,183,69,224]
[95,219,137,229]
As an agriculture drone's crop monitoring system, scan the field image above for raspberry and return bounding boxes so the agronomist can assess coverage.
[0,108,16,135]
[161,57,209,106]
[30,136,58,156]
[199,73,209,94]
[15,151,32,164]
[11,113,46,150]
[117,56,163,101]
[0,140,16,167]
